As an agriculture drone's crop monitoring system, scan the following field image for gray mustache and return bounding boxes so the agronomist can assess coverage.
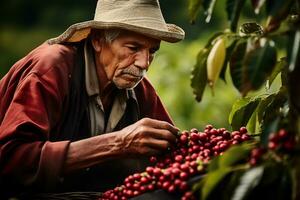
[122,67,146,77]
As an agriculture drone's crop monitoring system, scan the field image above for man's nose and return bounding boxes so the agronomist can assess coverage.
[134,50,150,69]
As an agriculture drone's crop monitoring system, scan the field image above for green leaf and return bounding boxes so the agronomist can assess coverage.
[268,58,287,87]
[290,156,300,200]
[220,35,239,82]
[229,97,260,131]
[203,0,217,23]
[201,168,232,200]
[205,32,224,48]
[265,0,294,32]
[260,88,288,146]
[188,0,203,24]
[231,166,264,200]
[229,40,247,91]
[276,165,292,200]
[207,156,220,171]
[247,163,292,199]
[226,0,246,32]
[287,30,300,124]
[219,143,253,167]
[191,48,209,102]
[202,0,211,10]
[266,0,293,18]
[242,38,277,95]
[288,30,300,72]
[256,93,276,126]
[239,22,264,36]
[246,108,257,134]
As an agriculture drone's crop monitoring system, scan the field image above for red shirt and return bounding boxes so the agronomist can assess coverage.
[0,41,173,196]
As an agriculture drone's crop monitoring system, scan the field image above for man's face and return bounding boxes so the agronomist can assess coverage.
[93,30,161,89]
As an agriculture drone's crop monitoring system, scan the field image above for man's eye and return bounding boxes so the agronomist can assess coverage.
[127,46,139,52]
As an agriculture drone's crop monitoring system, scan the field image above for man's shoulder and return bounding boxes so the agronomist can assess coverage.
[5,42,81,80]
[28,42,79,75]
[0,42,83,90]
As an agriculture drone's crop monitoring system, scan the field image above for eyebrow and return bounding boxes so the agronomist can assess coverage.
[126,41,160,51]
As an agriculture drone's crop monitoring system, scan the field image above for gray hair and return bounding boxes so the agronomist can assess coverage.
[103,29,121,43]
[90,29,121,43]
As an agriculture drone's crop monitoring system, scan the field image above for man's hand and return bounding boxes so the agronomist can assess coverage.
[64,118,179,174]
[117,118,179,156]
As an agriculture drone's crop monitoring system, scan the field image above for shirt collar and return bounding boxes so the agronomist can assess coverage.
[84,39,137,101]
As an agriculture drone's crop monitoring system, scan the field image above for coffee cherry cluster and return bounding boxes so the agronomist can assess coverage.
[268,129,295,152]
[249,129,295,166]
[100,125,251,200]
[249,147,266,166]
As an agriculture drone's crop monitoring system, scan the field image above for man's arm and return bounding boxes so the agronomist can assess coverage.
[64,118,178,174]
[0,43,75,192]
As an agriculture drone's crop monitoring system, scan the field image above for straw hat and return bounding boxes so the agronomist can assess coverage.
[48,0,185,44]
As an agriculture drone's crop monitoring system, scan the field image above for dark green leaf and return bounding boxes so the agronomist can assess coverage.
[287,30,300,123]
[188,0,203,24]
[205,32,224,48]
[290,156,300,200]
[268,58,287,87]
[220,36,239,82]
[229,97,260,131]
[287,30,300,72]
[226,0,246,32]
[266,0,293,18]
[256,93,276,126]
[191,48,209,102]
[231,166,264,200]
[260,88,288,146]
[201,168,232,200]
[276,165,292,200]
[202,0,211,10]
[219,142,253,167]
[242,38,277,95]
[220,171,246,200]
[203,0,217,23]
[265,0,294,32]
[245,163,292,199]
[239,22,264,36]
[229,40,247,91]
[246,108,257,134]
[207,156,220,171]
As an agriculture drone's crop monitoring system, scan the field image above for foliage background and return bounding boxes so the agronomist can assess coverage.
[0,0,248,130]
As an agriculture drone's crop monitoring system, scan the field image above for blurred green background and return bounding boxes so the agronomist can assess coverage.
[0,0,249,131]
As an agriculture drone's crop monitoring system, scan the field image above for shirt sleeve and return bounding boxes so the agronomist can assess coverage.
[0,49,72,192]
[134,77,174,125]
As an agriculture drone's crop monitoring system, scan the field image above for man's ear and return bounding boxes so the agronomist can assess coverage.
[91,37,102,53]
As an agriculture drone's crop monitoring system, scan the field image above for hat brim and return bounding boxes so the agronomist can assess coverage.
[47,20,185,44]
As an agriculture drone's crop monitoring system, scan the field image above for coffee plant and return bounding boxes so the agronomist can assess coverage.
[188,0,300,199]
[99,125,252,200]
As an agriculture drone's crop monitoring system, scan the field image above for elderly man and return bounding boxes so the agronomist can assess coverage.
[0,0,184,197]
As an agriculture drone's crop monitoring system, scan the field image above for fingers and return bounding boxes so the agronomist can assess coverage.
[146,127,177,144]
[120,118,180,156]
[147,137,171,151]
[138,138,171,156]
[139,118,180,135]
